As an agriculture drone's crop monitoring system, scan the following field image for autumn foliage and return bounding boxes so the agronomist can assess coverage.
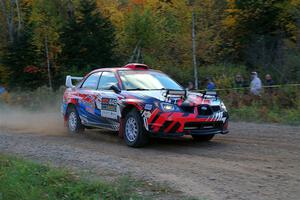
[0,0,299,89]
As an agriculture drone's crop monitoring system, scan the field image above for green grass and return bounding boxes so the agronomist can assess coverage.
[229,106,300,125]
[0,154,155,200]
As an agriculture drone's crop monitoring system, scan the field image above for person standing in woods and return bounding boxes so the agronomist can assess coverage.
[265,74,275,94]
[186,81,195,90]
[234,74,247,88]
[250,72,262,96]
[233,74,248,94]
[0,85,6,95]
[265,74,275,86]
[206,77,216,91]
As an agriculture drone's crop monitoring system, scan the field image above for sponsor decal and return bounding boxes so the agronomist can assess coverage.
[141,110,152,131]
[141,110,152,118]
[200,106,208,111]
[144,104,153,111]
[79,95,96,114]
[101,110,118,120]
[96,96,121,120]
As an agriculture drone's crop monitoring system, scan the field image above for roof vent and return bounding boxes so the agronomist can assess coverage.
[123,63,149,70]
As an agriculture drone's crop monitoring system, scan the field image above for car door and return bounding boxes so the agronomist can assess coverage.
[77,72,102,126]
[95,71,121,130]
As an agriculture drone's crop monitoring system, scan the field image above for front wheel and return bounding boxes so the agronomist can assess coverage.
[124,110,149,147]
[192,134,215,142]
[67,106,84,134]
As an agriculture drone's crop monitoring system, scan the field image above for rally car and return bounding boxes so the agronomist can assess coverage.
[61,63,229,147]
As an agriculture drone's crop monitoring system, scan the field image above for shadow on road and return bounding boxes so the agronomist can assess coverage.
[76,129,229,152]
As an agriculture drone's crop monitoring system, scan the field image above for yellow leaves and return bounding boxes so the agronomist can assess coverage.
[223,0,240,28]
[290,0,300,7]
[222,15,237,28]
[225,8,240,14]
[29,0,62,57]
[226,0,237,9]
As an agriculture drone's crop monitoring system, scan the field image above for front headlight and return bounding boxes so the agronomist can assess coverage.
[160,103,180,112]
[220,102,227,112]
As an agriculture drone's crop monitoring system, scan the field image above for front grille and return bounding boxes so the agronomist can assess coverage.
[211,106,221,112]
[198,105,213,116]
[197,105,221,115]
[184,122,223,131]
[181,106,195,113]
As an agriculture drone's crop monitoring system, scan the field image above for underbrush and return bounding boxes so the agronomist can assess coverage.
[1,86,299,125]
[229,106,300,125]
[0,86,64,111]
[222,86,300,125]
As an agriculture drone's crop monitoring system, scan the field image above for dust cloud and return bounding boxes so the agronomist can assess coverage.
[0,105,66,135]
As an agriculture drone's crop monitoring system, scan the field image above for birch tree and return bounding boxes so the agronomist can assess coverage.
[30,0,63,89]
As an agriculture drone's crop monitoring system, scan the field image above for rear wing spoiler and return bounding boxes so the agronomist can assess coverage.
[65,75,83,88]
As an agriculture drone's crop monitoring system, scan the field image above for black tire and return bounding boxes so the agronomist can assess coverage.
[66,106,84,134]
[192,134,215,142]
[123,110,149,147]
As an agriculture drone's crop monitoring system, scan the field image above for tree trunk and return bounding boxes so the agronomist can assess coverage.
[297,18,300,50]
[15,0,22,36]
[45,35,53,90]
[0,0,14,42]
[192,8,198,89]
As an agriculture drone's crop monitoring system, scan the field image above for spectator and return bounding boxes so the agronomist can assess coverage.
[234,74,247,88]
[186,81,195,90]
[233,74,249,95]
[206,77,216,91]
[0,85,6,95]
[250,72,262,95]
[265,74,275,94]
[265,74,275,86]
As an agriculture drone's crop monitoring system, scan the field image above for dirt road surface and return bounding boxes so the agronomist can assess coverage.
[0,112,299,200]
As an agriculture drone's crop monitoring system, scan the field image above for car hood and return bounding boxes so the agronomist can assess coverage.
[122,90,222,106]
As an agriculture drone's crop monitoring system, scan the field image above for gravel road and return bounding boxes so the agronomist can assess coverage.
[0,112,299,200]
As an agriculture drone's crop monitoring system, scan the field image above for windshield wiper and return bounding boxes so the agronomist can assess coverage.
[127,88,183,91]
[151,88,182,91]
[126,88,150,91]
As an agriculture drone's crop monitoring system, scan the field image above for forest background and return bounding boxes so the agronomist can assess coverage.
[0,0,300,124]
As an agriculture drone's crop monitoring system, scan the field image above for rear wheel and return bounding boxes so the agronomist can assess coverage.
[124,110,149,147]
[192,134,214,142]
[67,106,84,134]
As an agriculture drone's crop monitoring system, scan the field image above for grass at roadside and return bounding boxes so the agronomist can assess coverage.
[222,87,300,125]
[2,86,299,126]
[0,154,191,200]
[229,105,300,125]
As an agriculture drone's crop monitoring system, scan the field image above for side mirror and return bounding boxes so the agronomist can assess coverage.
[66,76,74,88]
[110,84,121,94]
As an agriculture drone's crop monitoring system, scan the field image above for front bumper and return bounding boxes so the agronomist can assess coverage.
[188,128,229,135]
[147,110,229,136]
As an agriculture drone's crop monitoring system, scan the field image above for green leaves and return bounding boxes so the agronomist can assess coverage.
[60,0,117,72]
[0,0,299,89]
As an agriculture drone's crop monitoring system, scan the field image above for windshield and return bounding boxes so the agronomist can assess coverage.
[119,70,183,90]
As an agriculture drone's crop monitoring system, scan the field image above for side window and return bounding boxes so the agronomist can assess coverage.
[98,72,118,90]
[81,72,101,90]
